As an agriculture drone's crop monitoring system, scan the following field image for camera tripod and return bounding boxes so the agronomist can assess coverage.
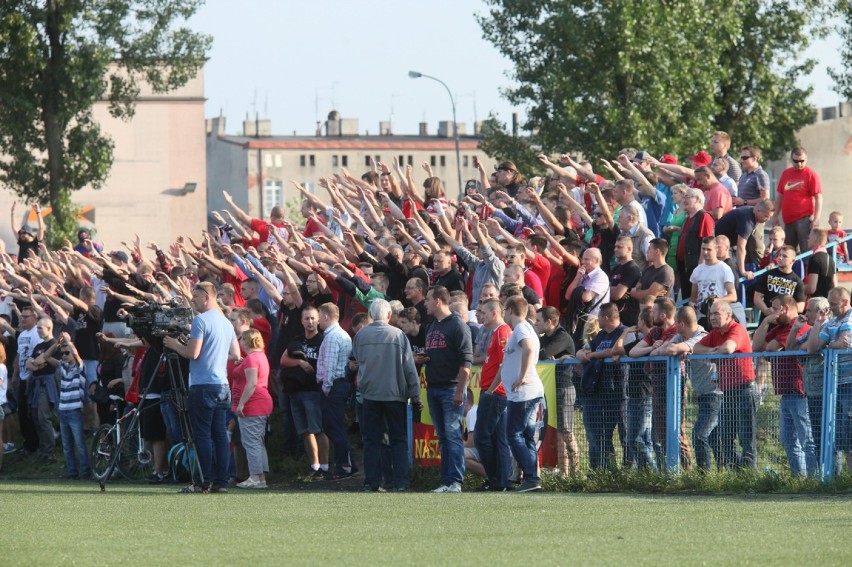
[93,345,204,492]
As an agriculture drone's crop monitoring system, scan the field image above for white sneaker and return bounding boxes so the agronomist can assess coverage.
[236,478,267,489]
[3,442,15,454]
[432,482,462,493]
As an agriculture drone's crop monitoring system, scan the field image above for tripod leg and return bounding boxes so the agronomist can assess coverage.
[165,351,206,488]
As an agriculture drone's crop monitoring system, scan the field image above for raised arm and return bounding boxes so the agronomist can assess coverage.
[222,190,253,227]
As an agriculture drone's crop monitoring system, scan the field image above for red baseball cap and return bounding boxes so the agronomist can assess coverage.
[689,151,712,167]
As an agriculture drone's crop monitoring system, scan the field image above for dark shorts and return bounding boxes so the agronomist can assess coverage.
[140,399,167,442]
[290,391,323,435]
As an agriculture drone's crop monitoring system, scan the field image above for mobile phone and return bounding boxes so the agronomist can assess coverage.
[473,157,480,168]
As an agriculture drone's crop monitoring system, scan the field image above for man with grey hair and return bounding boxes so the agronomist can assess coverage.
[353,299,422,492]
[617,204,654,270]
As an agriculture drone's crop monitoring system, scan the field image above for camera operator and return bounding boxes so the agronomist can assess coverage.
[164,282,240,493]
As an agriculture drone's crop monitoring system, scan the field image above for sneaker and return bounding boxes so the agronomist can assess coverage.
[325,469,356,482]
[514,480,542,493]
[361,485,386,493]
[211,486,229,494]
[178,484,202,494]
[432,482,462,493]
[147,472,168,484]
[3,443,15,454]
[237,478,267,489]
[476,482,493,492]
[311,469,326,480]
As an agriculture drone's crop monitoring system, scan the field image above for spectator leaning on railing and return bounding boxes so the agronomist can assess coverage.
[805,287,852,473]
[693,301,758,471]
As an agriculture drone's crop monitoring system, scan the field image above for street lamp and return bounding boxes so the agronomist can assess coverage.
[408,70,463,199]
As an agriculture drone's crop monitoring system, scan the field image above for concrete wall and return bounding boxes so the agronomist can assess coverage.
[206,121,249,220]
[0,66,206,253]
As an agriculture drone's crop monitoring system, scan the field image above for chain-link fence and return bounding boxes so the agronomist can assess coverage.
[553,349,851,480]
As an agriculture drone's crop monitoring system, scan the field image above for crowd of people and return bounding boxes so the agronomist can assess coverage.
[0,132,849,491]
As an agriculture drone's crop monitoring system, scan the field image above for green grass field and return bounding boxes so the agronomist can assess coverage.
[2,481,850,565]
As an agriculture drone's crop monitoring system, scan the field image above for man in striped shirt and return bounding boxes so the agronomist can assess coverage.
[316,303,356,480]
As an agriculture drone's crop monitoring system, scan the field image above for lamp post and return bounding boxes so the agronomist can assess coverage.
[408,70,463,199]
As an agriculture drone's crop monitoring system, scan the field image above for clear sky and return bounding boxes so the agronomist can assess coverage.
[191,0,846,138]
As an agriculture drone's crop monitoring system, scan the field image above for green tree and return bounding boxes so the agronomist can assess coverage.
[829,0,852,100]
[476,114,542,177]
[0,1,211,247]
[478,0,826,165]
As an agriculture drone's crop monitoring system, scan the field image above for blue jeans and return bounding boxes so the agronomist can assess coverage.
[507,397,542,483]
[474,392,511,488]
[626,397,656,470]
[581,393,622,470]
[362,399,408,489]
[718,382,758,470]
[160,391,182,443]
[321,380,353,473]
[59,408,90,477]
[188,384,231,488]
[779,395,818,477]
[693,393,722,471]
[427,386,465,485]
[807,396,822,466]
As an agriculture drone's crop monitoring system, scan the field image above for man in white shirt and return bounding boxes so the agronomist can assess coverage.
[486,296,543,493]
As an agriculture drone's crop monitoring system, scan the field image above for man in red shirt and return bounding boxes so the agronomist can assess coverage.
[694,300,758,470]
[695,166,732,221]
[474,299,513,491]
[772,147,823,253]
[223,190,289,248]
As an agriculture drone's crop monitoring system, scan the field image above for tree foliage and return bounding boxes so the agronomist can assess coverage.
[477,0,827,165]
[0,0,211,246]
[476,114,542,176]
[830,0,852,100]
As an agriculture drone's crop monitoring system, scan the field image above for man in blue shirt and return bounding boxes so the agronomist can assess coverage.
[316,302,356,480]
[164,281,239,493]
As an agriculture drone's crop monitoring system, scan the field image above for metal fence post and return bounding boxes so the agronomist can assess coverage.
[820,349,838,482]
[666,355,682,474]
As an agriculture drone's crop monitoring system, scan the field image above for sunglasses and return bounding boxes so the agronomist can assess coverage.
[739,155,753,160]
[792,159,806,164]
[62,352,73,356]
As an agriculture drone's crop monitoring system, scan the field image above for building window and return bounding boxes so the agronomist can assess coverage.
[440,155,446,167]
[263,153,273,167]
[365,156,371,166]
[302,181,315,194]
[300,155,306,167]
[264,180,284,214]
[430,155,436,167]
[332,155,339,167]
[399,155,405,166]
[342,155,348,167]
[309,155,315,167]
[274,154,282,167]
[463,156,469,167]
[407,155,414,166]
[375,155,381,164]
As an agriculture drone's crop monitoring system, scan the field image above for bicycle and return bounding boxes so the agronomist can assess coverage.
[90,395,153,482]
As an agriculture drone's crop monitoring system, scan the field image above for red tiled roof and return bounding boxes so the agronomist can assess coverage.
[227,137,480,151]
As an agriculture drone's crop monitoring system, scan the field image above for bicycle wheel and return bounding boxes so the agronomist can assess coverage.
[118,417,153,481]
[90,424,118,482]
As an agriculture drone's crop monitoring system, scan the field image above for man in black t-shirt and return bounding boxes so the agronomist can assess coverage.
[753,245,806,317]
[280,305,328,475]
[805,228,836,299]
[609,236,642,326]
